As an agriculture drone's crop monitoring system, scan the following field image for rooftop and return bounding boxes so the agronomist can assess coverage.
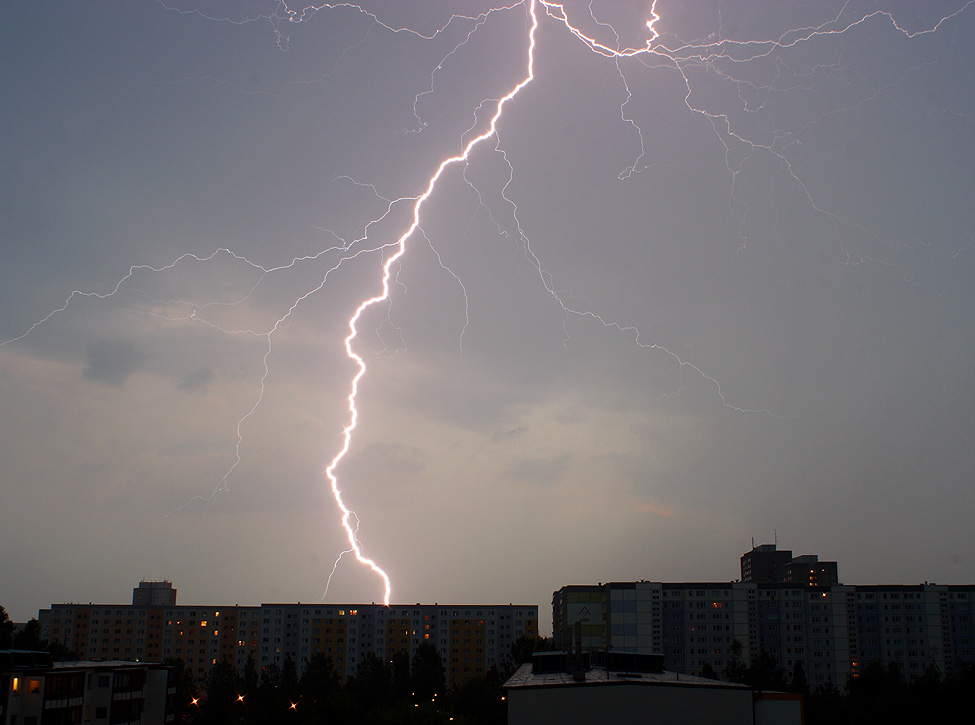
[504,663,749,690]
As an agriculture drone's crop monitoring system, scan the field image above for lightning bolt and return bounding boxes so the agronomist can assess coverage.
[322,0,542,604]
[4,0,971,606]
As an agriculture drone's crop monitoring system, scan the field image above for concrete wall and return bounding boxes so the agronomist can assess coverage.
[508,683,753,725]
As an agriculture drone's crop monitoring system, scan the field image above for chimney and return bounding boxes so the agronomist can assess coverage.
[572,620,586,682]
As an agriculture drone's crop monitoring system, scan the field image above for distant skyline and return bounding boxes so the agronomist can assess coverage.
[2,1,974,635]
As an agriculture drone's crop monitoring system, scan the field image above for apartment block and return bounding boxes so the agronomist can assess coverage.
[553,580,975,687]
[0,650,174,725]
[132,581,177,607]
[741,544,838,587]
[39,586,537,689]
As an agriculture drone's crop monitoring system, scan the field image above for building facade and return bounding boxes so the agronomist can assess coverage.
[0,650,174,725]
[741,544,838,587]
[553,581,975,688]
[741,545,794,584]
[781,555,838,588]
[132,581,177,608]
[40,591,538,689]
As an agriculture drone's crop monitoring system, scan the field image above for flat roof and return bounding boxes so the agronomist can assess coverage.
[504,664,749,691]
[54,660,164,667]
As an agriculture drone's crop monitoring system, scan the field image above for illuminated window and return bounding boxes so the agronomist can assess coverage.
[29,679,42,694]
[12,676,20,694]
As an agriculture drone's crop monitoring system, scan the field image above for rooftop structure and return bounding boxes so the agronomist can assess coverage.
[504,650,801,725]
[741,543,839,586]
[132,581,177,607]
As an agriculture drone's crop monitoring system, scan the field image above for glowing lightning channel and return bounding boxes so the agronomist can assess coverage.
[323,0,541,606]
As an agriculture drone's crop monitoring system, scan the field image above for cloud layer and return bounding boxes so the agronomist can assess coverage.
[2,1,974,632]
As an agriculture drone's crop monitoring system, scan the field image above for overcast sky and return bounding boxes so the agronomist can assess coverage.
[2,0,973,633]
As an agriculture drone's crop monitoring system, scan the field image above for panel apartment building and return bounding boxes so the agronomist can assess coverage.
[40,582,538,689]
[0,650,174,725]
[553,546,975,688]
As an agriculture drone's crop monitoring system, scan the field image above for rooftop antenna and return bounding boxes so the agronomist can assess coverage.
[774,529,778,546]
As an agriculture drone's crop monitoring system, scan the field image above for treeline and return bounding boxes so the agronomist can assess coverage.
[805,660,974,724]
[169,636,550,725]
[705,639,973,724]
[0,607,76,660]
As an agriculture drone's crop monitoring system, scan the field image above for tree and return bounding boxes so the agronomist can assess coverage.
[163,658,199,722]
[0,606,14,649]
[701,662,719,680]
[410,642,446,700]
[3,615,75,661]
[509,635,533,667]
[281,656,299,706]
[846,660,904,724]
[201,660,241,724]
[723,639,748,683]
[917,659,942,696]
[806,678,844,725]
[241,654,258,696]
[744,649,787,691]
[451,673,505,725]
[299,652,338,700]
[392,649,411,700]
[718,644,788,691]
[348,651,391,708]
[13,618,45,650]
[789,660,808,694]
[46,639,77,662]
[503,635,552,679]
[252,661,283,723]
[298,652,342,722]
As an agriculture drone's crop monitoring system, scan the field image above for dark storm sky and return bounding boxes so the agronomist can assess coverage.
[1,1,973,633]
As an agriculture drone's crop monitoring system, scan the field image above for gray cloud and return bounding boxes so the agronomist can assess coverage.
[178,367,214,393]
[83,340,147,386]
[507,453,572,486]
[493,424,528,442]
